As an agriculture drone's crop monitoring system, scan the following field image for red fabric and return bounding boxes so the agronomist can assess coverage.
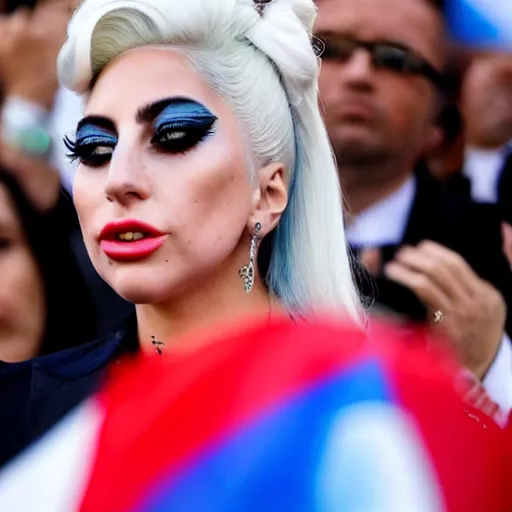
[82,319,368,512]
[81,318,512,512]
[389,344,511,511]
[369,321,512,511]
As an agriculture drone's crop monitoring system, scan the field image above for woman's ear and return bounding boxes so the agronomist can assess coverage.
[250,162,288,235]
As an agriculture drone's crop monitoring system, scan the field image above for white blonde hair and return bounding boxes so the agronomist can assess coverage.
[58,0,363,324]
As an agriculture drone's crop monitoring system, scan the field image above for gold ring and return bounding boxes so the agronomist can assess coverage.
[433,310,444,324]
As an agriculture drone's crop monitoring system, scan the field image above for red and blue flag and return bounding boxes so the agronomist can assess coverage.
[0,319,510,511]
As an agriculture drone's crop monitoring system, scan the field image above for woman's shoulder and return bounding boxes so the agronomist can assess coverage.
[0,314,138,467]
[1,313,137,379]
[35,313,138,379]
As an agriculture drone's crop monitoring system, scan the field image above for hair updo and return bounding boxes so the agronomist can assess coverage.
[58,0,363,324]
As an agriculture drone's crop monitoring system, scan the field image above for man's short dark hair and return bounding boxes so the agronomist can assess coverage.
[427,0,444,13]
[428,0,444,10]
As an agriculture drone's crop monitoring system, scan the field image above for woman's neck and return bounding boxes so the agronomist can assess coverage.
[135,275,277,356]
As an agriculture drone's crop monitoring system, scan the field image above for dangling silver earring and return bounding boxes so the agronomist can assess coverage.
[239,222,262,293]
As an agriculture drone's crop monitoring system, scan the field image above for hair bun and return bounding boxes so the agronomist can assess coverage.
[58,0,320,102]
[253,0,315,31]
[242,0,319,106]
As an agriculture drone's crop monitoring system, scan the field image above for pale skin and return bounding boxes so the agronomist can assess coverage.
[73,48,288,354]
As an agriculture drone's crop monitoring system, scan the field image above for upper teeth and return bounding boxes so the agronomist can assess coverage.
[118,232,145,241]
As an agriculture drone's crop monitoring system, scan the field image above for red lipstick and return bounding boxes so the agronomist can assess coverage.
[99,219,168,262]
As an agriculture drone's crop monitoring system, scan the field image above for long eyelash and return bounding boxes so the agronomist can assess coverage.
[64,135,115,166]
[64,135,80,163]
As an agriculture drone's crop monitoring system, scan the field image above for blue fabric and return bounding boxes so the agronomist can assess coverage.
[133,359,393,512]
[446,0,512,48]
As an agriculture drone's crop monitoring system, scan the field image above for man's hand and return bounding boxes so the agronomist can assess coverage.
[384,240,506,379]
[0,1,72,107]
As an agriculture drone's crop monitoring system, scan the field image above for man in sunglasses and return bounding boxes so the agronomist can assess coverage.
[316,0,512,424]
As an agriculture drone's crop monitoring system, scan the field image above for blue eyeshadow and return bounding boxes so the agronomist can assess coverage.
[76,124,118,143]
[154,100,217,130]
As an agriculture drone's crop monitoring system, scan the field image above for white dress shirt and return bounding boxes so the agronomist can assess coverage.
[347,176,512,419]
[463,145,510,203]
[347,176,415,247]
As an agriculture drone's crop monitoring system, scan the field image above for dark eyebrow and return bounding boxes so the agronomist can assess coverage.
[316,30,359,41]
[135,97,195,124]
[76,98,200,134]
[76,116,116,135]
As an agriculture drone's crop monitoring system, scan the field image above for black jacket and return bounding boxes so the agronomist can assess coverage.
[0,315,137,468]
[445,150,512,225]
[497,152,512,225]
[354,170,512,334]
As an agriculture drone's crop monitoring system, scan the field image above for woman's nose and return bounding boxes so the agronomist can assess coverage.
[104,149,151,206]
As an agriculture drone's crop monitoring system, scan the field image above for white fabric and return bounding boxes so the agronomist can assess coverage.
[483,335,512,425]
[317,402,444,511]
[0,401,103,512]
[463,146,506,203]
[346,176,415,247]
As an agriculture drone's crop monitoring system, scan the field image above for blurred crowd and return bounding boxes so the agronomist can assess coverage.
[0,0,511,480]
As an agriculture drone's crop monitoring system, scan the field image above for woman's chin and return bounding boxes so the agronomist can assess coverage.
[118,289,159,305]
[107,276,175,306]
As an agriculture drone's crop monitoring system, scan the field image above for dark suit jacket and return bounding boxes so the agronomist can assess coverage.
[0,315,137,468]
[354,170,512,335]
[497,152,512,225]
[445,150,512,225]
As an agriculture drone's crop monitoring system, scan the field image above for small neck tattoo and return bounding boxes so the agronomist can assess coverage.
[151,336,165,356]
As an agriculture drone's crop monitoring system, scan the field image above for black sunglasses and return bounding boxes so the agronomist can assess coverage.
[322,37,444,88]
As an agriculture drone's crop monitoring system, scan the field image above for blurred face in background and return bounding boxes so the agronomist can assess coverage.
[462,52,512,148]
[316,0,444,174]
[0,183,45,362]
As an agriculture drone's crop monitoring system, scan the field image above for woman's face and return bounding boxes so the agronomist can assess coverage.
[0,183,45,362]
[73,48,257,304]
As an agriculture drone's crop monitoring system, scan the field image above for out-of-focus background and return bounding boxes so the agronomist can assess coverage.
[0,0,511,484]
